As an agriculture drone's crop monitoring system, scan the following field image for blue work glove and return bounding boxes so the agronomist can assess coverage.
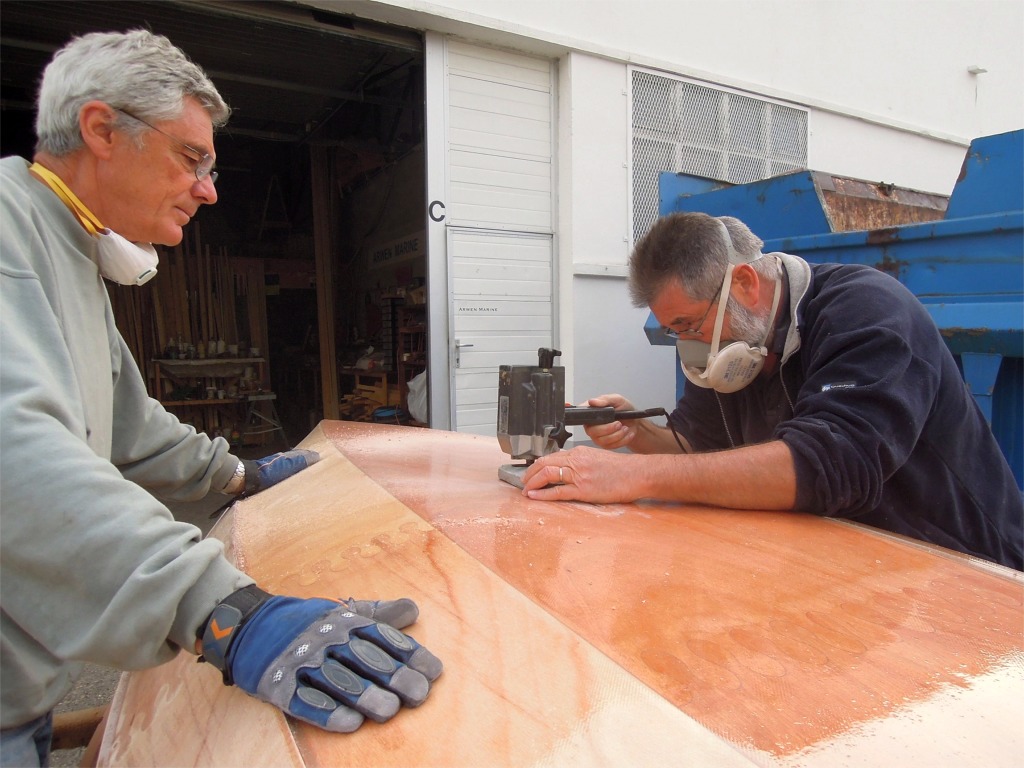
[242,449,320,495]
[200,586,442,733]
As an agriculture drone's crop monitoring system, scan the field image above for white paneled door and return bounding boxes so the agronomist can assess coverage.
[448,229,554,434]
[426,36,555,433]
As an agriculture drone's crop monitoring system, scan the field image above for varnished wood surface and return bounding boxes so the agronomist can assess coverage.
[97,422,1024,766]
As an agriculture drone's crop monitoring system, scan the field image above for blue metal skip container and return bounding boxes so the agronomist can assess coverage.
[650,130,1024,487]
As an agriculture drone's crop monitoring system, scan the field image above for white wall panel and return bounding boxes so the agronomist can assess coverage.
[448,110,550,154]
[449,77,551,121]
[445,39,553,232]
[447,40,551,88]
[449,151,550,189]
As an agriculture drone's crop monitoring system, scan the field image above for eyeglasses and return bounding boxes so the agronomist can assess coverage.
[662,287,722,339]
[117,108,218,184]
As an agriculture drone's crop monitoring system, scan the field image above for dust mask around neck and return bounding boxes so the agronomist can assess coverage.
[29,162,159,286]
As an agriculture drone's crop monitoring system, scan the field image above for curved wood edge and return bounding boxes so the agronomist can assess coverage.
[95,424,762,767]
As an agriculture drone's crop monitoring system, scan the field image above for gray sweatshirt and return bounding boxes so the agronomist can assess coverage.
[0,157,253,728]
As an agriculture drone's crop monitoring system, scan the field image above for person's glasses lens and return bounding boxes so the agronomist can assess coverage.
[196,156,216,183]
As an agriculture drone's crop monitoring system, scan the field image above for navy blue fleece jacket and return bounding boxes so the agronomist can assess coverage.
[670,253,1022,570]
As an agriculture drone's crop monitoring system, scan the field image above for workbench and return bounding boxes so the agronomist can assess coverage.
[92,422,1023,766]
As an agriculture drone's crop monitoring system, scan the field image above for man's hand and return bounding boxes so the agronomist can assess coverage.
[582,395,689,456]
[581,394,639,451]
[520,445,653,503]
[522,441,799,510]
[200,587,443,733]
[242,449,320,495]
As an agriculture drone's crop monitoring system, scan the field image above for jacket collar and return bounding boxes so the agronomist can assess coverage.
[774,251,812,365]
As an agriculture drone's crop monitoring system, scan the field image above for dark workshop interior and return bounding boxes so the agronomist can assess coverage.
[1,0,430,445]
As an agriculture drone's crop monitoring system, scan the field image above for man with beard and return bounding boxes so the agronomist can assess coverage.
[520,212,1022,570]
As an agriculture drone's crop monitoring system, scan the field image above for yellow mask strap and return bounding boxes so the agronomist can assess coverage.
[28,163,105,236]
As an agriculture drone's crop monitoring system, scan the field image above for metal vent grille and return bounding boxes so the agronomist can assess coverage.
[631,69,808,241]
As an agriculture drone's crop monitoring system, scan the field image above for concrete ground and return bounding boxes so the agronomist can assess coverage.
[50,438,291,767]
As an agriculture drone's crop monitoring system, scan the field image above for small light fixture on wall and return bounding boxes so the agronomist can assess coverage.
[966,65,988,75]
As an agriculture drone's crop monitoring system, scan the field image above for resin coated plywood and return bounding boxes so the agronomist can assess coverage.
[97,422,1024,767]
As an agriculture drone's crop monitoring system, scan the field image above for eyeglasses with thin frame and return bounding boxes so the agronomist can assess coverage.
[662,285,723,339]
[117,108,218,184]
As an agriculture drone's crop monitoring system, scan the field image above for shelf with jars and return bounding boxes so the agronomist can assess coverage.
[152,356,269,442]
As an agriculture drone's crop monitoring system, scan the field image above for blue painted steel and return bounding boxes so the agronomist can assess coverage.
[662,169,832,239]
[658,174,731,217]
[945,129,1024,219]
[762,211,1023,357]
[649,130,1024,486]
[643,312,672,346]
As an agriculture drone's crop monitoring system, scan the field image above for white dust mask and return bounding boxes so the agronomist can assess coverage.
[94,230,159,285]
[29,162,159,286]
[679,256,782,394]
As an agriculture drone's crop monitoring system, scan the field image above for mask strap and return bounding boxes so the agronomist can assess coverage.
[703,255,782,378]
[28,163,106,236]
[759,256,784,349]
[705,265,734,365]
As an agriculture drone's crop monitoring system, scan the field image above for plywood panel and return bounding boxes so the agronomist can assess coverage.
[328,423,1024,765]
[96,423,756,767]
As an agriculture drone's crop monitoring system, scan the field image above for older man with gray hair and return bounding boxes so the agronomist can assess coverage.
[1,30,440,767]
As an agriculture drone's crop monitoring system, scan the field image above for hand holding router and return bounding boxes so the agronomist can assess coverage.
[495,348,664,488]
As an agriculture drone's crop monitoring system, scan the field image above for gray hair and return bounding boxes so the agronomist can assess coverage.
[35,29,230,156]
[628,212,778,308]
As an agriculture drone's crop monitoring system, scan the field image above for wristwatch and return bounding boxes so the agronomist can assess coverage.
[225,459,245,495]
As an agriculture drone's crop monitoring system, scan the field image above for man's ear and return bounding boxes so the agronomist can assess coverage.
[78,101,119,160]
[729,263,761,308]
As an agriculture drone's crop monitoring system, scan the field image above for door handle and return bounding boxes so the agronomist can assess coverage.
[455,341,474,369]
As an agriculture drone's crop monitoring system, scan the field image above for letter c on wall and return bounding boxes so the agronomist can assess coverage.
[429,200,446,222]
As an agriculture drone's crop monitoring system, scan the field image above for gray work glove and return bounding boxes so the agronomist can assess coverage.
[199,587,442,733]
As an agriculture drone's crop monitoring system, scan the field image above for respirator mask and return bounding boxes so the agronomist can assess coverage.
[93,231,159,286]
[29,162,159,286]
[677,255,782,394]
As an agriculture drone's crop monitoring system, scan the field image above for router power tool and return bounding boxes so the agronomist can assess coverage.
[496,348,665,488]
